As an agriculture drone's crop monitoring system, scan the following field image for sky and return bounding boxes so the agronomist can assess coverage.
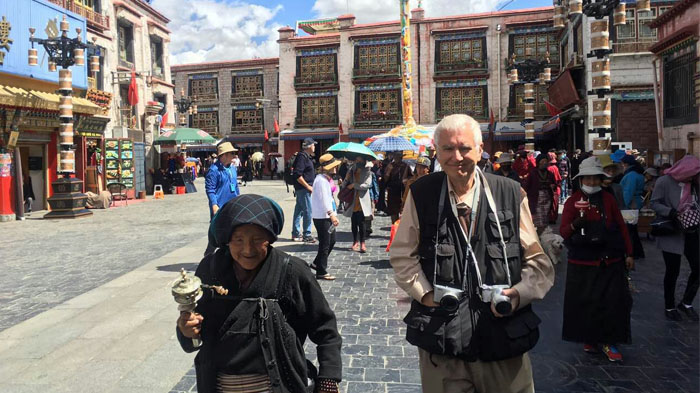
[151,0,553,65]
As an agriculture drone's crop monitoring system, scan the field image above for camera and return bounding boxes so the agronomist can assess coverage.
[481,285,512,315]
[433,284,463,312]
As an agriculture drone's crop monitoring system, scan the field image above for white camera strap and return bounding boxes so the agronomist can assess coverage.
[477,167,513,287]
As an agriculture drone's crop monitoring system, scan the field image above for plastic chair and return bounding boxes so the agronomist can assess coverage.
[108,182,128,207]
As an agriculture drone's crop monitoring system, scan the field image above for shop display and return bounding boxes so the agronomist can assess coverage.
[105,138,135,190]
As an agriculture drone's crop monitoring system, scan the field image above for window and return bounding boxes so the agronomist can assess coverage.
[357,44,399,73]
[438,39,484,66]
[189,78,218,101]
[298,97,336,126]
[355,90,402,125]
[232,110,263,132]
[117,21,134,66]
[192,110,219,135]
[298,55,335,83]
[512,33,558,63]
[233,75,263,98]
[663,43,699,126]
[616,9,636,39]
[74,0,96,11]
[512,84,549,117]
[119,84,138,128]
[638,8,657,39]
[150,36,164,78]
[437,87,486,119]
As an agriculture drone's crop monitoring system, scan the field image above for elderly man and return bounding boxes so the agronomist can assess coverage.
[390,114,554,393]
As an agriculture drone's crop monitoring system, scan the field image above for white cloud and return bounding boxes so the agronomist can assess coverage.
[152,0,284,65]
[312,0,506,24]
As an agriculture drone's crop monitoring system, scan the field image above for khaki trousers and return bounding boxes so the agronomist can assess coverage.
[418,349,535,393]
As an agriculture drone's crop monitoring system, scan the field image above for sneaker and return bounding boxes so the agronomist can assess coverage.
[601,345,623,362]
[292,236,304,242]
[583,343,598,353]
[677,303,700,321]
[303,236,316,244]
[665,309,683,321]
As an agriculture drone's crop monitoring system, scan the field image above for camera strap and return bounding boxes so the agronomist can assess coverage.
[478,167,512,287]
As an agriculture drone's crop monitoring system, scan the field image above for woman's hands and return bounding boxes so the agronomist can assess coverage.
[177,311,203,339]
[625,256,635,271]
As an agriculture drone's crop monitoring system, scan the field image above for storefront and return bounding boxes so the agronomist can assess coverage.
[279,129,342,162]
[75,115,110,193]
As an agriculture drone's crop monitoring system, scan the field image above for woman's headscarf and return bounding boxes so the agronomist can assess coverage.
[664,155,700,210]
[211,194,285,247]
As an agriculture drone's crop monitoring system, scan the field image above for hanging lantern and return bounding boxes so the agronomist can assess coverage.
[590,20,610,51]
[614,3,627,26]
[569,0,583,15]
[636,0,651,13]
[592,98,612,129]
[553,5,566,29]
[73,48,84,66]
[179,114,187,125]
[28,48,38,66]
[524,83,535,101]
[90,56,100,74]
[543,67,552,82]
[60,16,70,34]
[591,59,611,91]
[48,61,57,72]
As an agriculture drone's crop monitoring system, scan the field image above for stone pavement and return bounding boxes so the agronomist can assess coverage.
[0,179,697,392]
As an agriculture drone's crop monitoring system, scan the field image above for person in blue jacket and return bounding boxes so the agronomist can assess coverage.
[620,154,646,258]
[204,142,240,256]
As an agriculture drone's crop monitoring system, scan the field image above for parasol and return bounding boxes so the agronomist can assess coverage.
[251,152,264,162]
[153,127,216,146]
[368,136,417,152]
[327,142,378,161]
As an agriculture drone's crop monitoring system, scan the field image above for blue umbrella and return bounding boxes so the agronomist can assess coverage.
[186,157,199,162]
[368,136,418,152]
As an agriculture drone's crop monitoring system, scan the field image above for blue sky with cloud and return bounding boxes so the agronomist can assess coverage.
[153,0,551,65]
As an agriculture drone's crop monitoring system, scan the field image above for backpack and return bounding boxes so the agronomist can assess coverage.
[283,152,300,186]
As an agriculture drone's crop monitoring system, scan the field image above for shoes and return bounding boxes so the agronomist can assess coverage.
[665,309,683,321]
[601,344,623,362]
[583,343,598,353]
[351,243,360,252]
[316,274,336,281]
[292,236,304,242]
[677,303,700,321]
[303,236,317,244]
[360,244,367,253]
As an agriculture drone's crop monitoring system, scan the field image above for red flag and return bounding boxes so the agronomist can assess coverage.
[160,112,168,129]
[273,117,280,135]
[544,100,561,117]
[128,71,139,106]
[264,129,269,141]
[339,122,344,135]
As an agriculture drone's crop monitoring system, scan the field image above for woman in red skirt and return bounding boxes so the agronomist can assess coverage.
[560,156,634,362]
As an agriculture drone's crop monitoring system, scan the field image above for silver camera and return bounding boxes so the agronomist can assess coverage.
[481,285,512,315]
[433,284,463,312]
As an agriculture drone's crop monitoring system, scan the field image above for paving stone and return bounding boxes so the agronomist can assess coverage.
[364,368,401,383]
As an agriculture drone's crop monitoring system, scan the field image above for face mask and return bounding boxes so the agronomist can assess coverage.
[581,185,602,195]
[561,154,566,159]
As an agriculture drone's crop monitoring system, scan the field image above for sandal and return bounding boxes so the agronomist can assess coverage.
[316,274,336,281]
[360,244,367,253]
[351,243,360,252]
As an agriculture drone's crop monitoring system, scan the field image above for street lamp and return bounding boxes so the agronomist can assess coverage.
[28,15,97,219]
[507,48,552,151]
[175,88,197,126]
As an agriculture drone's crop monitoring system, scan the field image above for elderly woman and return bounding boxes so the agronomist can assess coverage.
[651,155,700,322]
[311,154,342,281]
[177,195,342,393]
[343,156,373,253]
[560,157,634,363]
[523,153,559,233]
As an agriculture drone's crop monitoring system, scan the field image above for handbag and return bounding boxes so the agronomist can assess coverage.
[650,216,678,236]
[620,210,639,225]
[678,204,700,232]
[337,186,354,204]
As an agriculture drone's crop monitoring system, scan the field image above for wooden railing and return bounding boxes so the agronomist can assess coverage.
[613,39,657,54]
[353,111,402,128]
[231,90,264,102]
[231,124,263,133]
[294,74,338,88]
[47,0,110,31]
[435,60,488,74]
[295,116,338,128]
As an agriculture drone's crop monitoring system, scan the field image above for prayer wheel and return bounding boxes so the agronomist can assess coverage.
[525,142,535,152]
[60,151,75,173]
[509,69,519,84]
[525,122,535,140]
[614,3,627,26]
[60,16,70,33]
[636,0,651,13]
[73,48,84,66]
[590,20,610,51]
[48,61,57,72]
[28,48,38,66]
[524,102,535,120]
[179,114,187,125]
[543,67,552,82]
[591,59,611,91]
[90,56,100,73]
[539,73,546,85]
[553,6,566,29]
[592,98,612,129]
[524,83,535,100]
[525,47,533,57]
[59,96,73,118]
[592,137,611,154]
[59,123,74,146]
[58,69,72,92]
[569,0,583,15]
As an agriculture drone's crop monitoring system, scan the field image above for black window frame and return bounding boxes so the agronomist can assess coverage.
[662,42,699,127]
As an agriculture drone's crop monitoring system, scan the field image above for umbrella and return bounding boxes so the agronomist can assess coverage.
[251,152,264,162]
[368,136,417,152]
[153,127,216,146]
[327,142,378,161]
[186,157,199,162]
